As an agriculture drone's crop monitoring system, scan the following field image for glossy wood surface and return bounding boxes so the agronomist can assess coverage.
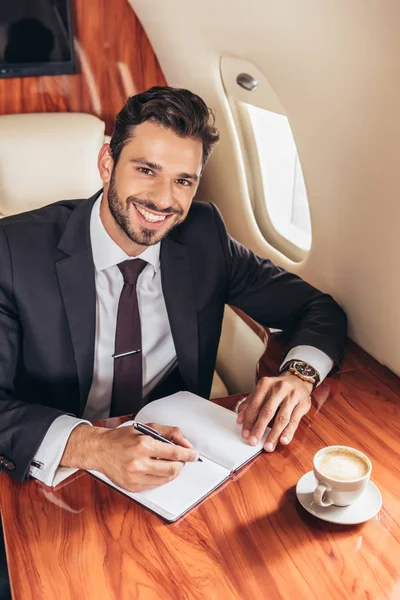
[1,351,400,600]
[0,0,166,134]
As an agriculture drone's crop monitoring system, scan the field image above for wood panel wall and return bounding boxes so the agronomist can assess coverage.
[0,0,166,134]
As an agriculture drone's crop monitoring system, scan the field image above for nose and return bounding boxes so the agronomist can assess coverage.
[148,178,175,210]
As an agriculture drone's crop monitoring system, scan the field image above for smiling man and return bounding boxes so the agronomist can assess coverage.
[0,87,347,500]
[101,119,201,255]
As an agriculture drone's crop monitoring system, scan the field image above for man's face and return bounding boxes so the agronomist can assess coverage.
[99,121,203,251]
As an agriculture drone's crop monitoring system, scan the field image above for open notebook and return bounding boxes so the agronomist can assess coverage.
[53,392,269,522]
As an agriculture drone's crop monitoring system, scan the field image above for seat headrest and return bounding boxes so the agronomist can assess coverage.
[0,112,106,216]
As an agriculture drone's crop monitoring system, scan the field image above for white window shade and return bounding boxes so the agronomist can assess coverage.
[245,104,311,250]
[220,56,312,261]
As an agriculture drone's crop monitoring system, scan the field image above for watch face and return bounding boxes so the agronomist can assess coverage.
[294,361,317,378]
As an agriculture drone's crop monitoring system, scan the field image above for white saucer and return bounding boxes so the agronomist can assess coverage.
[296,471,382,525]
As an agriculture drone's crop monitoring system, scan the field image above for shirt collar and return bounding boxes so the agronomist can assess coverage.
[90,193,160,274]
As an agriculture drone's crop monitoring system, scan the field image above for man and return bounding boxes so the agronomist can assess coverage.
[0,86,346,492]
[0,86,346,595]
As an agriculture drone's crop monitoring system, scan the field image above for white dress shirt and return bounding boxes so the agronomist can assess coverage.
[30,195,333,485]
[30,195,177,483]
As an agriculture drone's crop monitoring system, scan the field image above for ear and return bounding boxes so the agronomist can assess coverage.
[98,144,114,184]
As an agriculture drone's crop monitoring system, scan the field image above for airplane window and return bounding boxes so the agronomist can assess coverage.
[245,103,312,251]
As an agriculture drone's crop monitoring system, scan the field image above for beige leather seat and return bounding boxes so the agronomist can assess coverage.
[0,112,267,399]
[211,306,267,398]
[0,113,105,217]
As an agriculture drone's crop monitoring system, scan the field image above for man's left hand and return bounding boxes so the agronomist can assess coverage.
[236,372,313,451]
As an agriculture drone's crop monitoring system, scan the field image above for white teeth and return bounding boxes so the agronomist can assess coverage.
[135,205,167,223]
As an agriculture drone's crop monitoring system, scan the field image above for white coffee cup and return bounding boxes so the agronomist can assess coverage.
[313,445,372,507]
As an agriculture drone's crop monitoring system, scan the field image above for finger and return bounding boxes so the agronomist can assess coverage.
[279,402,309,446]
[146,438,200,463]
[242,382,285,444]
[263,397,299,452]
[140,471,181,490]
[240,383,273,439]
[236,408,246,425]
[235,397,249,424]
[146,423,193,448]
[246,392,287,446]
[123,461,185,491]
[143,458,185,478]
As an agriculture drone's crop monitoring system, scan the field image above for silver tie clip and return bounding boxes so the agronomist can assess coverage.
[112,349,141,359]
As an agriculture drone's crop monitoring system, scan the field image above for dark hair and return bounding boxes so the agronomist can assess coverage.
[109,86,220,169]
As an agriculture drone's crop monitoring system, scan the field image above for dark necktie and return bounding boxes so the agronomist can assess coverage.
[110,258,147,417]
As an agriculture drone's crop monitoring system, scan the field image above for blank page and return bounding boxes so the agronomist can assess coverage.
[89,456,229,522]
[136,392,269,472]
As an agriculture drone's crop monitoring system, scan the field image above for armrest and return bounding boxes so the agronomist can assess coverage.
[230,307,287,379]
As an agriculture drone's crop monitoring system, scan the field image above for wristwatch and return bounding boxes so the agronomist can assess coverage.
[281,360,320,391]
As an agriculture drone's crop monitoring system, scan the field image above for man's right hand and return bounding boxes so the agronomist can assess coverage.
[60,423,200,492]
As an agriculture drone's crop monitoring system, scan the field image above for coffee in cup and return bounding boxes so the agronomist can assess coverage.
[318,447,369,481]
[313,445,372,507]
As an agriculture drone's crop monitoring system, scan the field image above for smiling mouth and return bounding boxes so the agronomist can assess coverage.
[133,203,174,225]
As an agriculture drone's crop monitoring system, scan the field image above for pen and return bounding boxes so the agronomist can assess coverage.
[132,422,202,462]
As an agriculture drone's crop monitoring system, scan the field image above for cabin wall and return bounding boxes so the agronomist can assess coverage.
[131,0,400,376]
[0,0,166,134]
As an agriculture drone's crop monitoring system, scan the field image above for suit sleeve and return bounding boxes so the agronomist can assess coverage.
[210,204,347,368]
[0,223,65,481]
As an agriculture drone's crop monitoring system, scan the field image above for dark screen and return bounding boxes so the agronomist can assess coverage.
[0,0,74,67]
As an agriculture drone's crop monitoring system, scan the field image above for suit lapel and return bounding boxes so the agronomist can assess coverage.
[160,237,199,393]
[55,193,200,406]
[56,194,99,413]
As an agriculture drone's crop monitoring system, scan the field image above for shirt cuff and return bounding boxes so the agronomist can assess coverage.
[280,345,334,385]
[29,415,92,486]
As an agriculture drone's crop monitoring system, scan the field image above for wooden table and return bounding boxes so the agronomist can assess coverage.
[1,343,400,600]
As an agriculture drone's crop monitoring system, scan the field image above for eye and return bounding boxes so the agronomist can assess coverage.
[176,179,192,187]
[137,167,154,175]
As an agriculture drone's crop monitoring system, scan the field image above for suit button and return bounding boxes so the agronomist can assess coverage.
[6,461,14,471]
[0,456,5,466]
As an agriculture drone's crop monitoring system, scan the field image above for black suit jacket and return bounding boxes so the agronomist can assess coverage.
[0,192,346,481]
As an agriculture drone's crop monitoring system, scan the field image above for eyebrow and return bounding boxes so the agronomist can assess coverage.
[130,158,199,182]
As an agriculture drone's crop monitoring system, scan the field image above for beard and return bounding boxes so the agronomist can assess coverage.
[107,169,185,247]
